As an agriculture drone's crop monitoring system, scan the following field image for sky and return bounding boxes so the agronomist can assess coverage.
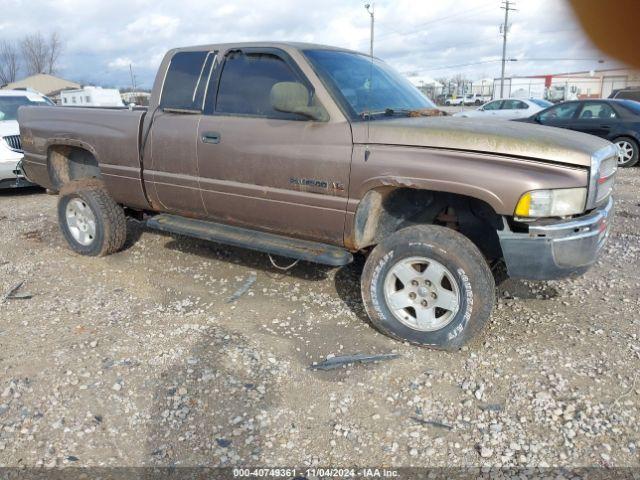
[0,0,617,89]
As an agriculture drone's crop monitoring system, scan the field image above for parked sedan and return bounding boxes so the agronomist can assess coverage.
[516,99,640,167]
[0,89,54,189]
[452,98,552,120]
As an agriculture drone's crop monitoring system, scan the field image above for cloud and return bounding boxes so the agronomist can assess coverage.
[125,14,180,39]
[108,57,134,70]
[0,0,616,89]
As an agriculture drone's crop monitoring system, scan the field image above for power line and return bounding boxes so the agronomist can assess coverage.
[418,59,508,72]
[408,57,605,75]
[376,2,495,40]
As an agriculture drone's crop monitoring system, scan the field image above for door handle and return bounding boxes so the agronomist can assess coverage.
[600,124,611,129]
[201,132,221,144]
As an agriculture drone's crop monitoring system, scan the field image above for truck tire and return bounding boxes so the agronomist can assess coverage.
[57,182,127,257]
[361,225,494,349]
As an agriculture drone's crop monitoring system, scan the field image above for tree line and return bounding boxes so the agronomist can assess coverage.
[0,32,63,85]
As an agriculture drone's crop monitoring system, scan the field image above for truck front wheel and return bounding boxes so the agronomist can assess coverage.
[57,183,127,257]
[361,225,494,349]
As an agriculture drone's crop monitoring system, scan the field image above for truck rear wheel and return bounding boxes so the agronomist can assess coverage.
[361,225,494,349]
[57,182,127,257]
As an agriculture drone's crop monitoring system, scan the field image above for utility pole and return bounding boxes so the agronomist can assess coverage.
[129,64,137,92]
[499,0,516,98]
[365,3,374,57]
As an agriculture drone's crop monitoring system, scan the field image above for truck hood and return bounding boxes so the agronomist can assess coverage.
[0,120,19,137]
[356,116,612,167]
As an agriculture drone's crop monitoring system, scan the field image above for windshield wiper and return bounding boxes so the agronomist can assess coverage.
[359,108,396,119]
[360,107,446,119]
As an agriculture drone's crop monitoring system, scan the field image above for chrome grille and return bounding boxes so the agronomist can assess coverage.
[3,135,22,152]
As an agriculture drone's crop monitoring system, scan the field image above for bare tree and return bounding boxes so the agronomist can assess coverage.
[47,32,62,74]
[20,31,63,76]
[21,32,48,75]
[0,40,21,84]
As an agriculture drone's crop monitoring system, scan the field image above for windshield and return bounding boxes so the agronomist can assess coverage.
[304,49,435,119]
[530,98,553,108]
[0,95,53,121]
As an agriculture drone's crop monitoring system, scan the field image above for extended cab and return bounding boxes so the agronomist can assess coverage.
[18,42,617,349]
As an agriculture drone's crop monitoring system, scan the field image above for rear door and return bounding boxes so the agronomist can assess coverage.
[147,50,216,215]
[196,48,353,244]
[571,101,620,139]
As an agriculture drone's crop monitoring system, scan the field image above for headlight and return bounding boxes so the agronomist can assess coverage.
[515,188,587,218]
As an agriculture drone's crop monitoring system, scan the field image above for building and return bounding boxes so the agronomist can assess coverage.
[470,78,494,97]
[1,74,80,102]
[408,75,444,101]
[121,91,151,106]
[60,86,124,107]
[494,67,640,102]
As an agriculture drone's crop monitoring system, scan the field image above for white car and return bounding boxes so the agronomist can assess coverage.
[452,98,553,120]
[0,89,54,189]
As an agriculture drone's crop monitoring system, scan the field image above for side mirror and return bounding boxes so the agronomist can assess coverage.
[270,82,328,121]
[534,114,542,123]
[0,111,5,121]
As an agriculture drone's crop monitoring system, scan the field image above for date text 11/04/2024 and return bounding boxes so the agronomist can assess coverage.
[233,467,400,477]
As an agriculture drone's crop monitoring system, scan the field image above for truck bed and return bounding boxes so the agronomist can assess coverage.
[18,106,150,209]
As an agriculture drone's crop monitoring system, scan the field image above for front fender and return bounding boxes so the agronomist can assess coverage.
[348,144,589,217]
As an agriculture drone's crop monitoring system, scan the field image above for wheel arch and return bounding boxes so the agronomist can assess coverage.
[349,185,505,261]
[47,142,102,189]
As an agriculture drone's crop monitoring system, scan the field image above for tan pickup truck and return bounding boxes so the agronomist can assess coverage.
[18,42,617,349]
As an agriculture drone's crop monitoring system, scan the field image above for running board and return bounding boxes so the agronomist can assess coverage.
[146,214,353,267]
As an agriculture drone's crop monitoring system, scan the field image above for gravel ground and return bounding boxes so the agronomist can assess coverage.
[0,169,638,471]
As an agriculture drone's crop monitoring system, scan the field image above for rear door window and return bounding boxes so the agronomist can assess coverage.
[161,51,216,110]
[577,102,617,120]
[215,51,306,120]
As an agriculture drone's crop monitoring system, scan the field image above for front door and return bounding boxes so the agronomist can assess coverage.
[196,49,353,245]
[537,101,580,129]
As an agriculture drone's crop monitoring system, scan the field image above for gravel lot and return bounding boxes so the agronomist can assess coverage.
[0,168,638,471]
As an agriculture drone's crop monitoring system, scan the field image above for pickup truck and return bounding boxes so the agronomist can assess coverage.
[463,93,491,106]
[444,96,465,106]
[18,42,617,349]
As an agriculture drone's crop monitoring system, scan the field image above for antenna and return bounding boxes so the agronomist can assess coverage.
[365,3,375,57]
[499,0,517,98]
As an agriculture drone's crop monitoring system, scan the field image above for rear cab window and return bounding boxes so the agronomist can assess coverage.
[161,50,217,110]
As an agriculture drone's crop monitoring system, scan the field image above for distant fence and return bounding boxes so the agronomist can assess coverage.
[494,73,640,101]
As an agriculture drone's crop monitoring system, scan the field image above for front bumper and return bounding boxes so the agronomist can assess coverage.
[0,159,36,189]
[498,197,614,280]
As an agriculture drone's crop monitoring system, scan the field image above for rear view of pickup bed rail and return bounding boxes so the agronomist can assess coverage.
[18,41,617,349]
